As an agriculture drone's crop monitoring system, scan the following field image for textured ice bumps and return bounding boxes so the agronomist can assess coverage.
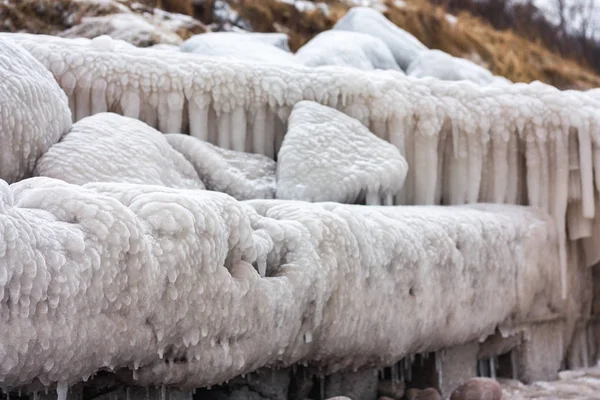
[276,101,408,204]
[34,113,205,189]
[0,39,71,183]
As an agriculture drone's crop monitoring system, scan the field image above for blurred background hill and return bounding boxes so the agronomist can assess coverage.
[2,0,600,89]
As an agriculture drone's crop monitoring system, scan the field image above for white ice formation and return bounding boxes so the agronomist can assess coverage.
[0,177,560,389]
[332,6,428,70]
[294,30,403,71]
[0,40,71,184]
[2,32,599,276]
[406,49,503,85]
[180,32,299,65]
[166,133,275,200]
[33,113,205,189]
[276,101,408,204]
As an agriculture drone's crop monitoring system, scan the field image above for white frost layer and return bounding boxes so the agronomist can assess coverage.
[332,7,428,70]
[295,30,403,71]
[276,101,408,204]
[406,49,500,85]
[0,178,560,389]
[0,40,72,184]
[180,32,299,65]
[34,113,205,189]
[166,133,275,200]
[4,33,600,259]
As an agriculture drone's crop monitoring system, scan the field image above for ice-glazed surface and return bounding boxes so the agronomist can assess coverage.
[34,113,205,189]
[4,33,600,281]
[332,7,427,70]
[0,177,560,389]
[0,39,72,184]
[166,133,275,200]
[407,49,499,85]
[295,30,402,71]
[276,101,408,204]
[180,32,299,65]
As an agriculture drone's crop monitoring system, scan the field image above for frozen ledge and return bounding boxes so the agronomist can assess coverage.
[0,178,561,389]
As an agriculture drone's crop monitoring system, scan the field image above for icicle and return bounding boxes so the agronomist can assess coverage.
[370,119,388,141]
[264,108,276,159]
[551,127,569,299]
[33,392,39,400]
[258,258,267,278]
[436,354,443,388]
[578,126,595,218]
[230,107,247,152]
[569,131,582,202]
[435,120,450,205]
[75,75,92,122]
[506,128,520,204]
[567,201,593,240]
[252,106,267,155]
[126,388,131,400]
[145,388,150,400]
[366,191,380,205]
[594,146,600,193]
[490,357,496,379]
[121,91,141,120]
[413,133,438,205]
[91,80,108,115]
[141,92,158,129]
[160,386,166,400]
[492,132,509,203]
[188,94,211,141]
[274,114,287,157]
[403,117,416,204]
[217,111,231,149]
[388,115,408,204]
[466,129,484,204]
[537,133,550,212]
[525,125,542,208]
[166,92,184,133]
[56,383,68,400]
[383,193,394,206]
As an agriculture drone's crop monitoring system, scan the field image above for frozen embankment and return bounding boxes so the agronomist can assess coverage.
[0,177,560,391]
[4,32,600,296]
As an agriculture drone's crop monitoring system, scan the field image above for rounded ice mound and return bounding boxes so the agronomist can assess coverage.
[180,32,299,65]
[34,113,205,189]
[0,39,72,183]
[333,7,427,70]
[276,101,408,204]
[295,30,402,71]
[406,49,497,85]
[166,133,276,200]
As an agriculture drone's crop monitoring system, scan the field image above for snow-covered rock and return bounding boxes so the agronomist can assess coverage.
[295,30,402,71]
[276,101,408,204]
[0,39,71,183]
[180,32,299,65]
[333,7,427,70]
[34,113,205,189]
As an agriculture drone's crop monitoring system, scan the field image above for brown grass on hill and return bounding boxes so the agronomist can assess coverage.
[229,0,600,89]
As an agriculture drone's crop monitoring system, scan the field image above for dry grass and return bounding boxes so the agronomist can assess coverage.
[230,0,600,89]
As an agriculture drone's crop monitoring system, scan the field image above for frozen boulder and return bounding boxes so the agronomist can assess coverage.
[333,7,427,70]
[276,101,408,204]
[407,49,498,85]
[180,32,299,65]
[34,113,205,189]
[0,39,72,183]
[295,30,402,71]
